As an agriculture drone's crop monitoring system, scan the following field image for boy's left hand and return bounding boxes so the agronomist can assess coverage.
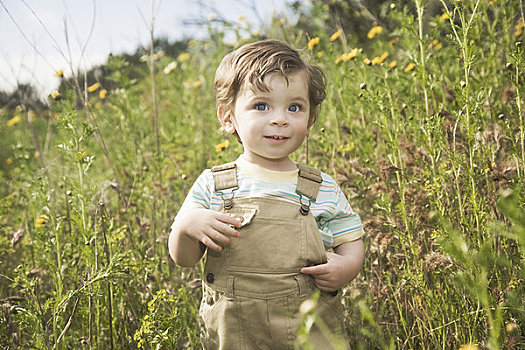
[300,239,365,292]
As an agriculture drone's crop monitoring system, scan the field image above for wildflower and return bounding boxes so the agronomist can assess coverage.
[50,90,61,100]
[372,52,389,65]
[6,158,13,165]
[308,37,320,50]
[404,63,415,72]
[87,82,100,92]
[99,89,107,99]
[178,52,190,62]
[139,54,149,62]
[316,51,325,58]
[489,0,496,4]
[55,69,64,77]
[329,29,343,42]
[335,48,359,64]
[36,214,49,228]
[389,60,397,69]
[163,61,178,75]
[208,13,217,21]
[34,151,40,159]
[367,26,383,39]
[215,140,230,152]
[154,50,165,61]
[6,115,21,127]
[194,80,202,89]
[439,13,450,23]
[363,58,372,65]
[458,344,479,350]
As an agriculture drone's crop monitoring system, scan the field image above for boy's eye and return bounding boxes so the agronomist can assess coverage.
[288,104,301,112]
[254,103,268,111]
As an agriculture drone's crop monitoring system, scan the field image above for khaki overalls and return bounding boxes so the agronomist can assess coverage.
[199,163,349,350]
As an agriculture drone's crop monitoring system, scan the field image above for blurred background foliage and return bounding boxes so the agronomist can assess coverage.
[1,0,524,348]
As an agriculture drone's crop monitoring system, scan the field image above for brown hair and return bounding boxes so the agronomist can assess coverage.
[214,39,326,135]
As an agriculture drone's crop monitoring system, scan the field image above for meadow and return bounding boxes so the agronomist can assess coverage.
[0,0,524,348]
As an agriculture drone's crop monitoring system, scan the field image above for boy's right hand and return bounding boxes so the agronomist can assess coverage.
[177,208,242,252]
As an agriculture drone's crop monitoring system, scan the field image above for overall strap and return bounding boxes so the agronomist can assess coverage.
[211,162,239,210]
[211,162,239,192]
[296,164,323,202]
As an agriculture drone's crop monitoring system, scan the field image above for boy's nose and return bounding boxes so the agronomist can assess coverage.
[270,112,288,126]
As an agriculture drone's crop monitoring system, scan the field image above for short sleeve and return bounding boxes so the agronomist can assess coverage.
[178,170,213,210]
[317,185,365,247]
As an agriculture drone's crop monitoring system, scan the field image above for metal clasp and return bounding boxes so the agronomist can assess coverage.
[299,195,311,215]
[220,191,235,210]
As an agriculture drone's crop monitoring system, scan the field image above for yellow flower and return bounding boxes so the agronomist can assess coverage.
[458,344,479,350]
[55,69,64,77]
[316,51,325,58]
[488,0,496,4]
[335,49,359,64]
[51,91,61,99]
[372,52,389,65]
[367,26,383,39]
[308,37,320,50]
[34,151,40,159]
[6,115,21,127]
[36,214,49,228]
[404,63,415,72]
[439,13,450,23]
[194,80,202,88]
[389,60,397,69]
[363,58,372,65]
[154,50,165,60]
[215,140,230,152]
[329,29,343,42]
[99,89,107,99]
[6,158,13,165]
[178,52,190,62]
[87,82,100,92]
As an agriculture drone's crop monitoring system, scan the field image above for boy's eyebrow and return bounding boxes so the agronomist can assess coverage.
[245,94,309,103]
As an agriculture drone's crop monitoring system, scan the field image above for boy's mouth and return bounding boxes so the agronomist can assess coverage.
[265,135,289,140]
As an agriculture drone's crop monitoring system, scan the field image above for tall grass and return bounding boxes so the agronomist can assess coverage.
[0,0,524,348]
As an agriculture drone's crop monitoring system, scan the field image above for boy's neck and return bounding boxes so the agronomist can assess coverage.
[240,153,298,172]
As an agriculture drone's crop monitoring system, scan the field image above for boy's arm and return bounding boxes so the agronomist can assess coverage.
[168,208,241,267]
[300,239,365,292]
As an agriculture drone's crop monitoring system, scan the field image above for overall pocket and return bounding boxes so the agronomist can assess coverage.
[226,217,307,273]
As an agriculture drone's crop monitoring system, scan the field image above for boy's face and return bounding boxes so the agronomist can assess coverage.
[221,71,310,170]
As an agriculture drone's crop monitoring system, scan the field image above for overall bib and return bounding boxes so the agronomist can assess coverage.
[199,163,349,350]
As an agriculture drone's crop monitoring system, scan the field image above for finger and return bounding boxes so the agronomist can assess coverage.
[206,229,233,245]
[201,235,223,252]
[312,279,337,292]
[216,212,242,228]
[212,221,239,238]
[301,264,329,275]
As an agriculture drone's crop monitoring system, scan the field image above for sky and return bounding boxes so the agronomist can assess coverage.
[0,0,290,98]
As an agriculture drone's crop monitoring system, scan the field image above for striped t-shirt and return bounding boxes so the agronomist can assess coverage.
[175,156,364,248]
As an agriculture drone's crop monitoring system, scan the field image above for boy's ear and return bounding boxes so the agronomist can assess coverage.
[218,106,236,134]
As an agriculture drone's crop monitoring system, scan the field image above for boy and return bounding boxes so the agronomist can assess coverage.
[168,39,365,349]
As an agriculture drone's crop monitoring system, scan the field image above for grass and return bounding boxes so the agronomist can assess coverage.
[1,0,524,348]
